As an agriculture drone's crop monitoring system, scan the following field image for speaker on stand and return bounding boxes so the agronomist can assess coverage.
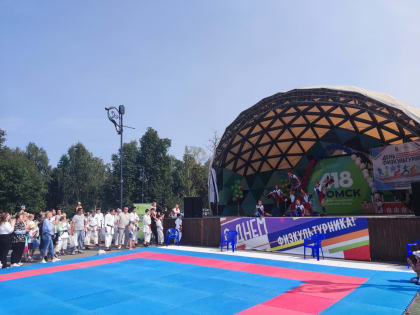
[411,182,420,216]
[183,197,203,218]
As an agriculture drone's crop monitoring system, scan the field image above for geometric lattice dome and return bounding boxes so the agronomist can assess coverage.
[213,86,420,176]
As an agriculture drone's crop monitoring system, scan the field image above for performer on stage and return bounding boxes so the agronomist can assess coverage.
[300,188,312,216]
[255,200,271,217]
[288,191,296,211]
[314,176,334,215]
[265,184,285,210]
[295,199,305,217]
[284,198,304,217]
[287,171,301,191]
[373,192,384,214]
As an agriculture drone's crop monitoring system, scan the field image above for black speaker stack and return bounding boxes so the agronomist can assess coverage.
[183,197,203,218]
[411,182,420,216]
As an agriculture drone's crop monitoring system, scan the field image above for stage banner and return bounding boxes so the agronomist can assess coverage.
[371,141,420,190]
[307,156,371,214]
[220,217,371,261]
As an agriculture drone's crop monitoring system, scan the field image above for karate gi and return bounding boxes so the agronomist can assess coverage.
[104,213,115,249]
[95,212,105,243]
[156,219,164,244]
[175,217,182,242]
[130,212,139,244]
[85,215,98,246]
[57,221,70,252]
[143,214,152,244]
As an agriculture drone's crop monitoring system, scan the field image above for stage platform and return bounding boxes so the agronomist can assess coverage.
[0,246,418,314]
[164,215,420,262]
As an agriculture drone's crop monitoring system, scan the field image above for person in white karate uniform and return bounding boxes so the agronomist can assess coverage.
[94,208,105,244]
[85,212,97,247]
[57,216,70,255]
[104,209,115,251]
[156,214,164,245]
[143,209,151,246]
[113,209,120,247]
[83,212,90,248]
[175,214,182,243]
[130,208,140,246]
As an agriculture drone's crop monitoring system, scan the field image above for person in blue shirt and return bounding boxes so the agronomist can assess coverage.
[41,211,60,263]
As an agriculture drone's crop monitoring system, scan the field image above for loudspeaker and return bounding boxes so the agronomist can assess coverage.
[184,197,203,218]
[411,182,420,216]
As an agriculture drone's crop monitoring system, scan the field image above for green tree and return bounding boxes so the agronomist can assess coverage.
[138,128,173,206]
[52,143,107,213]
[182,146,209,206]
[0,147,47,212]
[25,142,51,178]
[0,129,6,150]
[105,141,141,208]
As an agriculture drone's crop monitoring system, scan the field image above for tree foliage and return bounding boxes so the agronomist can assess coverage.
[0,147,47,212]
[52,143,107,213]
[0,127,210,213]
[138,128,173,206]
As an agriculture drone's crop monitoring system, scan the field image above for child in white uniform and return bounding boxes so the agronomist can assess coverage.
[143,209,151,246]
[156,214,164,245]
[57,217,70,255]
[175,214,182,243]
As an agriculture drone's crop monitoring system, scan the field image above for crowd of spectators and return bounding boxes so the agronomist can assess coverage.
[0,202,183,269]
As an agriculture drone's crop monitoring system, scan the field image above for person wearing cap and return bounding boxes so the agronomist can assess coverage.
[408,250,420,285]
[76,202,83,212]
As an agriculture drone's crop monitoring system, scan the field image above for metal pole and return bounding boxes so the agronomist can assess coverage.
[120,110,123,211]
[141,168,144,203]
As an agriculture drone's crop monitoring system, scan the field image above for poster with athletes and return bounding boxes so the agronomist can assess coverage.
[307,156,371,214]
[371,141,420,190]
[220,216,371,261]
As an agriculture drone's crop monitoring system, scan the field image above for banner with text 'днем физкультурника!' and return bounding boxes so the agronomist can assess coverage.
[371,141,420,190]
[220,217,370,261]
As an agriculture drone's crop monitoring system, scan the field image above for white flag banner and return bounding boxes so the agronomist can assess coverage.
[208,168,219,203]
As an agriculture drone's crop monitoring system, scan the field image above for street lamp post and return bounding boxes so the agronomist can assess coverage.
[139,167,148,204]
[105,105,129,211]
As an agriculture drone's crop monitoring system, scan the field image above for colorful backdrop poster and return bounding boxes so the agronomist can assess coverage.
[307,156,371,214]
[220,217,371,261]
[371,141,420,190]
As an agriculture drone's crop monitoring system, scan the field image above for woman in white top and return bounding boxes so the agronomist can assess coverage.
[0,212,14,268]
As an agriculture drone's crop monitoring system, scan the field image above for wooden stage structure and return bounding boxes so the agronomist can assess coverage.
[164,216,420,263]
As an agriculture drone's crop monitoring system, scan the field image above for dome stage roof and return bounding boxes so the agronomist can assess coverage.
[213,86,420,176]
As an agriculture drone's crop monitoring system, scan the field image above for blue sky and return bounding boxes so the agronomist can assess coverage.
[1,1,420,166]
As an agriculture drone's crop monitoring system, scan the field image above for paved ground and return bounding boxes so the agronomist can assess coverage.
[406,292,420,314]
